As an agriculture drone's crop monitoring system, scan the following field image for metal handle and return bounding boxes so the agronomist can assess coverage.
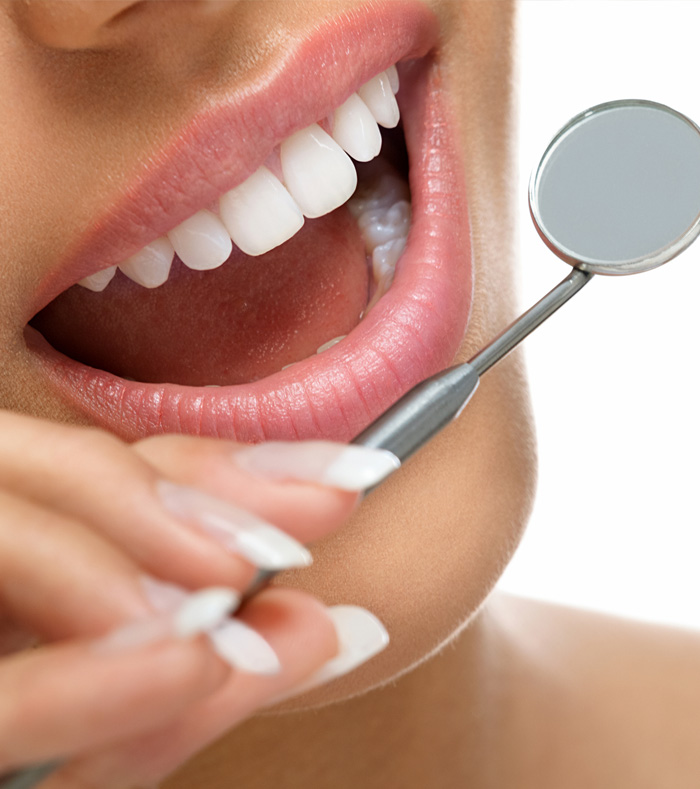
[351,363,480,462]
[469,267,593,375]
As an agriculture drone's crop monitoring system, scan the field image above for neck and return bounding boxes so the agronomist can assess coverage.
[167,592,538,789]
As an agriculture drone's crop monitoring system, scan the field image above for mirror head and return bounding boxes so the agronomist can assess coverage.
[529,99,700,275]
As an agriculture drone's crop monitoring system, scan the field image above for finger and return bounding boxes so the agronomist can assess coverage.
[50,589,389,789]
[0,488,151,639]
[0,484,250,646]
[133,434,364,543]
[44,587,347,789]
[0,413,369,593]
[0,628,228,771]
[0,412,262,591]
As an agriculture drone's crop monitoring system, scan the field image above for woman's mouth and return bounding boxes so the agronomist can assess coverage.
[23,1,473,443]
[30,71,410,388]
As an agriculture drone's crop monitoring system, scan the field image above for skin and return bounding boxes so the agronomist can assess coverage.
[0,1,698,787]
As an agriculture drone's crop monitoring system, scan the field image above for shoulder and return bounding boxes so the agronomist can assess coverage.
[488,589,700,664]
[485,591,700,786]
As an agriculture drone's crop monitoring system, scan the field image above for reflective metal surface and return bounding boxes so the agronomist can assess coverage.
[529,99,700,275]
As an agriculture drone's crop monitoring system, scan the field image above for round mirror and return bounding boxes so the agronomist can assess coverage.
[529,99,700,275]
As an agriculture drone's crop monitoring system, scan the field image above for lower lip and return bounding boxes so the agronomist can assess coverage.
[25,57,473,443]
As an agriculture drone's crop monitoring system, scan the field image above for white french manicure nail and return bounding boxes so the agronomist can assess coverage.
[208,618,281,675]
[140,574,190,613]
[174,588,240,638]
[264,605,389,705]
[235,441,400,491]
[92,585,239,655]
[157,481,312,570]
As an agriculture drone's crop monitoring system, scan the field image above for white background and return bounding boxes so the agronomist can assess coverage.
[495,1,700,628]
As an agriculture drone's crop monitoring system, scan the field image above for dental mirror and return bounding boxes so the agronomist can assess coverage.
[5,97,700,789]
[351,98,700,461]
[530,99,700,275]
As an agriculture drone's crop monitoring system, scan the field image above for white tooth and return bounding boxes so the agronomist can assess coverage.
[219,166,304,256]
[385,64,400,94]
[167,209,232,271]
[358,200,411,249]
[316,336,347,354]
[118,237,174,288]
[357,73,400,129]
[373,238,406,281]
[77,266,117,292]
[280,124,358,219]
[332,93,382,162]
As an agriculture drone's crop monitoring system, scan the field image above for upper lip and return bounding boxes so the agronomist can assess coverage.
[27,0,437,321]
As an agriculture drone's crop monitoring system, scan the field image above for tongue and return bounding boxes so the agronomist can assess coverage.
[31,207,368,386]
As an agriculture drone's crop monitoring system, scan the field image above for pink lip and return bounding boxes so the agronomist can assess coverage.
[26,3,473,443]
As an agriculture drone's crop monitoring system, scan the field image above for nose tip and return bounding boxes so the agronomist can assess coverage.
[14,0,243,51]
[14,1,142,49]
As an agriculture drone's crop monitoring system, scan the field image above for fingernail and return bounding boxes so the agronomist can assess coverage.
[235,441,400,492]
[93,583,239,655]
[208,618,281,675]
[173,588,240,638]
[157,481,312,571]
[263,605,389,705]
[138,576,240,638]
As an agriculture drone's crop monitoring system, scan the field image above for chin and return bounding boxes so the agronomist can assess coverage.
[261,347,537,713]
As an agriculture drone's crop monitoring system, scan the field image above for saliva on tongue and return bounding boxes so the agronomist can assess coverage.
[30,206,369,386]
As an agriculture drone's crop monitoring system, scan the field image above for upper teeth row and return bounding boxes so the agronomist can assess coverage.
[79,66,400,292]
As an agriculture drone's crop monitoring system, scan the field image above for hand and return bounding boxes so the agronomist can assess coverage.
[0,411,394,787]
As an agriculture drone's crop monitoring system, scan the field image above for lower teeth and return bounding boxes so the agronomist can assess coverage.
[316,335,347,354]
[344,166,410,323]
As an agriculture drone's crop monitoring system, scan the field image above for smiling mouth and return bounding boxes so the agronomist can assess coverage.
[23,3,473,443]
[30,67,410,388]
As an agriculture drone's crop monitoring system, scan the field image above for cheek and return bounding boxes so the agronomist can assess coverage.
[272,354,537,707]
